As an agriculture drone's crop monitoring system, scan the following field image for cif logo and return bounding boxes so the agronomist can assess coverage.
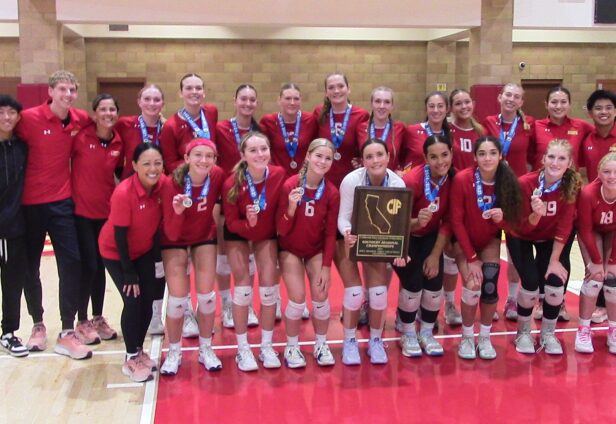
[386,198,401,215]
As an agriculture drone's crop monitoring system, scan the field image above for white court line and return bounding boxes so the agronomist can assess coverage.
[107,382,143,389]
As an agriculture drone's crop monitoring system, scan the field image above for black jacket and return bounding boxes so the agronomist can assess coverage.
[0,136,27,238]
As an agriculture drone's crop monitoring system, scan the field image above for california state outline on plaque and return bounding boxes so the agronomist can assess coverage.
[364,194,391,234]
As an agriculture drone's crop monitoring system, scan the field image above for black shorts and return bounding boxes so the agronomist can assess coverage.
[160,238,217,250]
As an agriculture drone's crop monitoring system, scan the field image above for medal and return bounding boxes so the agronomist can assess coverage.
[183,173,210,210]
[253,199,261,214]
[334,152,342,161]
[278,112,301,169]
[180,108,210,139]
[245,169,268,213]
[138,115,161,145]
[423,164,447,212]
[428,202,438,213]
[498,114,519,158]
[475,168,495,218]
[329,106,352,151]
[535,171,561,198]
[533,188,542,197]
[482,210,491,220]
[290,160,298,169]
[297,187,304,196]
[182,198,193,208]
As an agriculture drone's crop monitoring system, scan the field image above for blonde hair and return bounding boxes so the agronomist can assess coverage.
[227,131,270,203]
[297,138,336,188]
[501,83,531,131]
[544,139,582,203]
[599,152,616,174]
[48,70,78,88]
[449,88,484,136]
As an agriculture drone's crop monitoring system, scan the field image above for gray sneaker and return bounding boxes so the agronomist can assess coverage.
[367,338,388,364]
[515,321,536,354]
[458,336,476,360]
[342,338,361,365]
[539,331,563,355]
[418,332,444,356]
[400,333,422,357]
[477,335,497,360]
[444,302,463,326]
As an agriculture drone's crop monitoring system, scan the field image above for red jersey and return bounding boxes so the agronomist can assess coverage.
[511,170,575,243]
[215,119,250,177]
[222,165,286,242]
[15,101,90,205]
[115,115,162,180]
[98,173,165,260]
[260,112,318,178]
[401,122,434,171]
[313,105,369,187]
[160,166,224,246]
[450,123,481,170]
[577,179,616,264]
[482,114,535,176]
[71,123,123,219]
[581,124,616,182]
[360,120,406,171]
[449,167,503,262]
[276,174,339,266]
[159,105,218,173]
[530,117,592,170]
[403,165,452,237]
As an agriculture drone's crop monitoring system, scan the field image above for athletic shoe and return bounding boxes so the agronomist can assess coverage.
[539,330,563,355]
[302,304,310,320]
[247,306,259,328]
[477,336,497,360]
[54,331,93,360]
[418,332,444,356]
[574,326,594,353]
[147,315,165,336]
[26,323,47,351]
[75,320,101,345]
[222,302,234,329]
[284,345,306,369]
[358,301,369,326]
[182,311,199,338]
[342,338,361,365]
[92,316,118,340]
[137,349,157,371]
[122,356,153,382]
[199,345,222,371]
[504,298,518,321]
[607,327,616,354]
[457,336,476,360]
[400,333,422,357]
[444,302,463,326]
[275,298,282,321]
[160,347,182,375]
[0,333,29,357]
[557,304,571,322]
[235,346,258,372]
[514,328,536,354]
[259,343,281,369]
[591,307,608,324]
[313,343,335,366]
[533,301,544,320]
[367,338,388,364]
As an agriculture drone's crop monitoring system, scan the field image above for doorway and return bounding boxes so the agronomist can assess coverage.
[97,78,146,117]
[521,79,563,120]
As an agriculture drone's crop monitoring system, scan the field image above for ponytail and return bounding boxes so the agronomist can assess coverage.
[560,167,582,203]
[227,160,248,203]
[172,163,190,187]
[495,161,522,226]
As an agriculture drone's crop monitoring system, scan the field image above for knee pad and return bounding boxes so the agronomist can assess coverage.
[581,279,603,298]
[603,277,616,303]
[461,287,481,306]
[312,300,331,321]
[216,254,231,276]
[443,254,459,275]
[480,262,500,304]
[154,261,165,279]
[285,300,305,321]
[544,274,564,307]
[421,289,443,312]
[517,288,539,309]
[197,291,216,314]
[248,253,256,276]
[398,288,421,313]
[259,285,278,306]
[368,285,388,311]
[343,286,364,311]
[233,286,253,307]
[166,295,187,319]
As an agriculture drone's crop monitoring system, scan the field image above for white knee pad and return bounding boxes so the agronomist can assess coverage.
[259,285,279,306]
[368,285,388,311]
[233,286,253,307]
[166,295,187,319]
[544,285,564,307]
[285,300,306,321]
[603,278,616,303]
[398,288,421,313]
[197,291,216,314]
[248,253,256,276]
[312,300,331,321]
[517,288,539,309]
[343,286,364,311]
[461,287,481,306]
[581,279,603,298]
[154,261,165,279]
[443,254,459,275]
[421,289,443,312]
[216,254,231,276]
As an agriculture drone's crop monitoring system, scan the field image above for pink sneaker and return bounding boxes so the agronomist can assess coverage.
[75,320,101,345]
[54,331,93,360]
[92,316,118,341]
[122,356,153,382]
[137,349,158,371]
[26,323,47,351]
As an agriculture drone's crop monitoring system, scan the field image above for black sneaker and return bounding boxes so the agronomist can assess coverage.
[1,333,29,357]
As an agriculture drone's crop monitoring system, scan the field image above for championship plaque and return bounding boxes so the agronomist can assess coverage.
[350,186,413,262]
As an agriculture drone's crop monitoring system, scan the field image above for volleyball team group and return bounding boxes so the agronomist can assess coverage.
[1,69,616,384]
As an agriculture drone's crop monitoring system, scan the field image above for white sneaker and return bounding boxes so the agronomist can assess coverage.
[575,326,594,353]
[284,345,306,369]
[504,298,518,321]
[591,307,608,324]
[160,347,182,375]
[147,315,164,335]
[199,345,222,371]
[539,331,563,355]
[302,304,310,320]
[275,298,282,321]
[182,311,199,338]
[458,336,476,360]
[477,336,497,360]
[236,346,258,372]
[444,302,463,326]
[313,343,335,366]
[400,333,422,358]
[515,330,536,354]
[418,332,444,356]
[259,343,281,369]
[247,306,259,328]
[222,302,234,329]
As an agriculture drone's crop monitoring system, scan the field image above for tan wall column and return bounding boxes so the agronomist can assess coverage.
[425,41,457,94]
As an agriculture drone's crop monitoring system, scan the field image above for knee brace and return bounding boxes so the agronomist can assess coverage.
[603,277,616,304]
[312,300,331,321]
[285,300,306,321]
[233,286,253,307]
[421,289,443,312]
[517,288,539,309]
[581,279,603,298]
[343,286,364,311]
[480,262,500,304]
[461,287,481,306]
[544,274,565,307]
[197,291,216,314]
[166,295,187,319]
[154,261,165,279]
[259,285,278,306]
[216,254,231,276]
[248,253,256,276]
[398,288,421,313]
[443,254,459,275]
[368,285,388,311]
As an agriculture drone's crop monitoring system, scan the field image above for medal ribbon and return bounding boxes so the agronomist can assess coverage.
[329,105,352,149]
[498,114,519,158]
[245,168,268,211]
[423,164,447,203]
[277,112,301,162]
[474,168,495,212]
[138,115,161,145]
[536,171,561,196]
[424,122,444,137]
[230,117,242,148]
[184,173,210,200]
[300,177,326,203]
[369,121,391,142]
[181,108,211,139]
[365,170,390,187]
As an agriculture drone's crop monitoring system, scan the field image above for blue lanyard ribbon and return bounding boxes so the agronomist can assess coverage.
[536,171,561,196]
[245,168,268,211]
[138,115,161,146]
[498,114,519,157]
[184,173,210,200]
[329,106,352,149]
[474,168,495,212]
[277,112,301,160]
[300,177,326,203]
[365,170,389,187]
[369,121,391,141]
[230,117,242,148]
[424,122,444,137]
[181,108,210,139]
[423,164,446,202]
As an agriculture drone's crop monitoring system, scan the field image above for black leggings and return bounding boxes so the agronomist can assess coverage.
[75,216,106,320]
[103,249,164,354]
[1,236,28,334]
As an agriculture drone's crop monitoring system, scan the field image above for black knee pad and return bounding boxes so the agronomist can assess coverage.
[480,262,500,304]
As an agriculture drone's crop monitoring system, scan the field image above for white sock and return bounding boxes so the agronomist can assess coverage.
[261,329,273,346]
[236,332,249,348]
[579,319,591,327]
[168,341,181,352]
[444,290,455,304]
[343,327,356,341]
[420,321,435,334]
[199,337,211,348]
[370,327,383,340]
[462,325,474,337]
[287,335,299,347]
[508,282,519,300]
[479,324,492,337]
[315,333,327,346]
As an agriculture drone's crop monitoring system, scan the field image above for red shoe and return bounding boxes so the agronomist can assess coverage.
[54,331,93,360]
[137,349,158,371]
[26,323,47,351]
[122,356,153,382]
[75,320,101,345]
[92,316,118,341]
